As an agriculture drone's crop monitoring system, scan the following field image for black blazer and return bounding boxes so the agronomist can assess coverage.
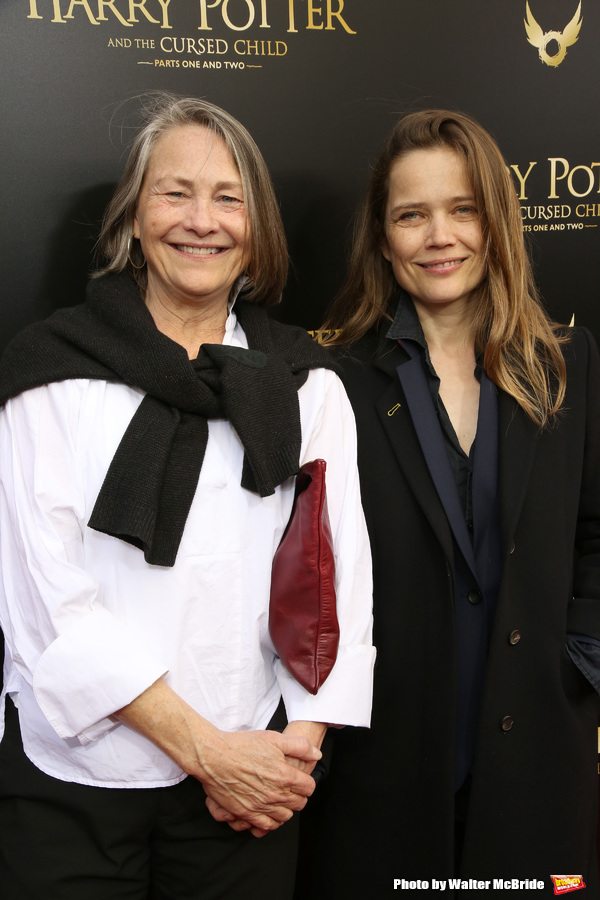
[297,326,600,898]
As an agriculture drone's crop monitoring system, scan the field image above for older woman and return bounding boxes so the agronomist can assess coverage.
[296,110,600,897]
[0,94,375,900]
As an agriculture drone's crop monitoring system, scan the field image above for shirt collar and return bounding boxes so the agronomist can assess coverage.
[385,291,436,372]
[385,290,483,381]
[386,291,427,346]
[223,275,251,344]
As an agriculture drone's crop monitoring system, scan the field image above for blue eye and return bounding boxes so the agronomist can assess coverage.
[217,195,244,210]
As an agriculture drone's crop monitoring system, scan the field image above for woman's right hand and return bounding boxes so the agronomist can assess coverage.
[115,679,320,836]
[200,728,321,836]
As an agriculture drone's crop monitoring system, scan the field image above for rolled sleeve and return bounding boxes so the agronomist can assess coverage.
[276,643,376,726]
[279,369,376,726]
[33,608,168,743]
[0,383,168,746]
[566,635,600,697]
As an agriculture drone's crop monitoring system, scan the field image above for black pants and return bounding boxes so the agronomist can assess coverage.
[0,698,299,900]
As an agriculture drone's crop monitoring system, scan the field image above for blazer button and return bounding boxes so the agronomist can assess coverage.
[501,716,514,732]
[509,630,521,645]
[468,589,482,605]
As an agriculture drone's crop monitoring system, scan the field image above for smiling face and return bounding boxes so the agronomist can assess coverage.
[133,124,248,315]
[381,146,486,316]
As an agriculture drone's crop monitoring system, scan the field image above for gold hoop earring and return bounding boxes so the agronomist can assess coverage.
[127,235,146,270]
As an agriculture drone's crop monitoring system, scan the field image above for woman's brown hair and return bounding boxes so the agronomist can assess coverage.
[324,109,567,426]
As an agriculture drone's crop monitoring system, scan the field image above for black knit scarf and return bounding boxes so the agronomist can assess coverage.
[0,273,337,566]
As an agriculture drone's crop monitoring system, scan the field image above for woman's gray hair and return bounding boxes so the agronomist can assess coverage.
[95,92,288,306]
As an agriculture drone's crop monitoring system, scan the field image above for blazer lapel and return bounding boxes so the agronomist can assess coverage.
[373,343,456,566]
[394,347,479,582]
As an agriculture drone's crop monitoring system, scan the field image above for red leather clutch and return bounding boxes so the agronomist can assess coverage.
[269,459,340,695]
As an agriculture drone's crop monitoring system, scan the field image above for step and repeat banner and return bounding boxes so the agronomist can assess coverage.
[1,0,599,856]
[1,0,599,346]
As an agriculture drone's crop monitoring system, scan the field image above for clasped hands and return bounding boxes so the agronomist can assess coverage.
[201,721,326,838]
[116,679,325,840]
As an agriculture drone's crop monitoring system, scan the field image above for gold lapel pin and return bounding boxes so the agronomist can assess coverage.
[387,403,402,417]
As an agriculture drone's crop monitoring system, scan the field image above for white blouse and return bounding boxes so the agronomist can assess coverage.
[0,308,375,788]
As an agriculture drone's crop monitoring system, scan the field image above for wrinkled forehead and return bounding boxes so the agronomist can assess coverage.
[143,124,241,187]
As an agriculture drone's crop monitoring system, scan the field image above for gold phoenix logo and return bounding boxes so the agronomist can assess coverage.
[524,1,582,67]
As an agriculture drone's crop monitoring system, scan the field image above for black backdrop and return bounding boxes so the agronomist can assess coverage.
[1,0,599,857]
[1,0,599,348]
